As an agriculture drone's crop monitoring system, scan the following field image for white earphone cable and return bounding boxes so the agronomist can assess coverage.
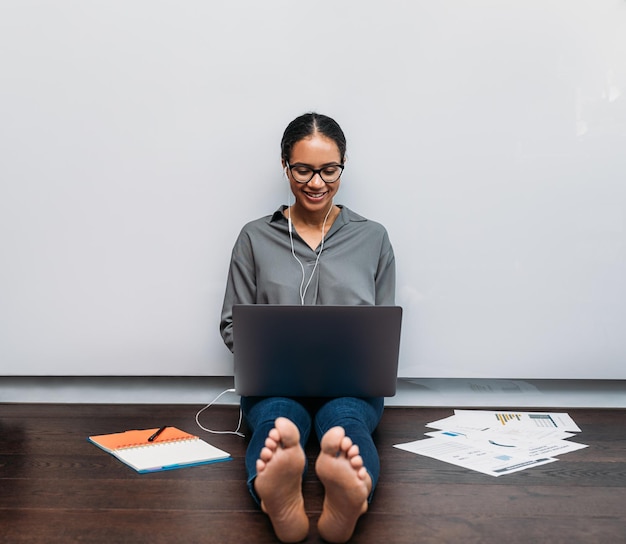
[195,388,245,438]
[288,201,333,305]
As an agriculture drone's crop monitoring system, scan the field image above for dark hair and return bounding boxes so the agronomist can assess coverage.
[280,112,347,164]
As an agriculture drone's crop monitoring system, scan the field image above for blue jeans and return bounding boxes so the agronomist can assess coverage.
[241,396,384,505]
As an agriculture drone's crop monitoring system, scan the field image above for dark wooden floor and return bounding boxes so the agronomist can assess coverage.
[1,404,625,543]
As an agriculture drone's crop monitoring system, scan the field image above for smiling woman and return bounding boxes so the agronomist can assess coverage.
[219,112,396,542]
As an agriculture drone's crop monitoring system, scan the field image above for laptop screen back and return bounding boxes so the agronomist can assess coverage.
[232,305,402,397]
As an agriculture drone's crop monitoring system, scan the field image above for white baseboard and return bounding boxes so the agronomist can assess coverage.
[1,376,625,408]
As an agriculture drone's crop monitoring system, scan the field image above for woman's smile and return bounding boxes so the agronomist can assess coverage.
[303,189,329,200]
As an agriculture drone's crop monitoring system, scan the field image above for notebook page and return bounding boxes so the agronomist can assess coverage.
[113,438,230,472]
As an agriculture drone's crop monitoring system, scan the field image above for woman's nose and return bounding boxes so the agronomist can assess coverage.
[307,173,325,187]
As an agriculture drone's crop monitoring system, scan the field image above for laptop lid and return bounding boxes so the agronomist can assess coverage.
[232,305,402,397]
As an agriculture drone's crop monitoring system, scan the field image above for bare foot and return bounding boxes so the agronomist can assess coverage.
[254,417,309,542]
[315,427,372,543]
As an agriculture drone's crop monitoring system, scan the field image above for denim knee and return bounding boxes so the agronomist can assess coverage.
[313,397,384,439]
[241,396,313,440]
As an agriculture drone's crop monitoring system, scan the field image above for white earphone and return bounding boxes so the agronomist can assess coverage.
[285,170,293,232]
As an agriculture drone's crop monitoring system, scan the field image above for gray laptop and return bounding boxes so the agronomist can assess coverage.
[232,304,402,397]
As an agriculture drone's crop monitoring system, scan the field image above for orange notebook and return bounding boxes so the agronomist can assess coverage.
[88,426,231,473]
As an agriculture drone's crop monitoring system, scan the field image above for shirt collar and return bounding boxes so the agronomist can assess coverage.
[269,205,366,226]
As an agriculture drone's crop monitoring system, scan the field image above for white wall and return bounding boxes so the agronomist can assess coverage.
[1,1,625,378]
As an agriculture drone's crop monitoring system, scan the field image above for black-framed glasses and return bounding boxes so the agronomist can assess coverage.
[286,162,344,184]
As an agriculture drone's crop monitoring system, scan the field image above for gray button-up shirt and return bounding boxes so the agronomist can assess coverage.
[220,205,396,352]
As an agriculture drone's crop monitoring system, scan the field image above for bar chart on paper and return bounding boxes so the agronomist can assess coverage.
[495,413,522,425]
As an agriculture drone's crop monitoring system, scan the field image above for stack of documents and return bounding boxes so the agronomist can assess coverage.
[394,410,588,477]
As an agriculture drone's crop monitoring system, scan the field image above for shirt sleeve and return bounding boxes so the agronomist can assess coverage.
[375,230,396,306]
[219,229,256,352]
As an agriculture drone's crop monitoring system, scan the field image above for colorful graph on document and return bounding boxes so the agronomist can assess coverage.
[495,413,522,425]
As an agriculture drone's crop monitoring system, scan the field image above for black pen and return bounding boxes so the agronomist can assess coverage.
[148,426,167,442]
